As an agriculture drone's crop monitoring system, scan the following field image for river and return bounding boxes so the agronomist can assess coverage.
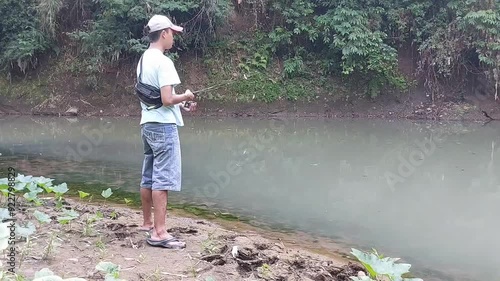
[0,115,499,281]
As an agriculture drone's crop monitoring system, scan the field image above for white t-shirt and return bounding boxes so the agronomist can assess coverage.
[136,48,184,126]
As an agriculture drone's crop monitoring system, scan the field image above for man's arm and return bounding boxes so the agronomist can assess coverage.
[157,57,194,106]
[160,86,194,106]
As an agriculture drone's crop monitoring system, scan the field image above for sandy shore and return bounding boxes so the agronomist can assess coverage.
[7,196,365,281]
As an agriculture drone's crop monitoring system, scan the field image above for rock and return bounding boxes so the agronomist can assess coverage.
[65,107,78,116]
[236,247,257,260]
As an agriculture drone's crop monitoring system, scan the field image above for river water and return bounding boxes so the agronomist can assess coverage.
[0,115,499,281]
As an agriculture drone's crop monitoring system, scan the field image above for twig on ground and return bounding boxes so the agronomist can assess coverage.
[278,238,286,250]
[79,99,94,107]
[161,272,188,278]
[129,237,138,249]
[196,264,214,274]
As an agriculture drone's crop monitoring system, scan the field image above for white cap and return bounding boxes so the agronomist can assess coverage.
[147,15,183,33]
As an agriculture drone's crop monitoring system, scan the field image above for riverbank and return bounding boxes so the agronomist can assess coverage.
[10,196,366,281]
[1,89,499,122]
[0,52,498,122]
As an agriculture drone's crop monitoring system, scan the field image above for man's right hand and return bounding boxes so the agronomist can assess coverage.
[184,89,195,101]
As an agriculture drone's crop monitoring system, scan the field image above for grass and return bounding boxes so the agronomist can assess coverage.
[201,231,221,254]
[42,232,59,260]
[0,74,50,105]
[63,181,248,223]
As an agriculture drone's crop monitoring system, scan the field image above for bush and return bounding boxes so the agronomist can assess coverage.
[0,0,53,74]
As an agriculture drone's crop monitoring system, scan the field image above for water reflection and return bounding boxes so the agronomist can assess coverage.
[0,115,499,281]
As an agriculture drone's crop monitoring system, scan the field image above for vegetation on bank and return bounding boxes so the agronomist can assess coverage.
[0,0,498,103]
[1,174,424,280]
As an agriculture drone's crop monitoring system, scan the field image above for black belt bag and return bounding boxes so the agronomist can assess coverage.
[134,54,163,110]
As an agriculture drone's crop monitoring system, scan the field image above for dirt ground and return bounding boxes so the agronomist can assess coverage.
[1,87,499,124]
[9,196,365,281]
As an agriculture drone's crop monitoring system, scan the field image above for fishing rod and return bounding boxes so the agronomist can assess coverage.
[144,74,251,110]
[192,74,250,95]
[184,74,252,108]
[182,82,230,109]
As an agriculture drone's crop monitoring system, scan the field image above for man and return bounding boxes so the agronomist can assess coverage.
[137,14,197,249]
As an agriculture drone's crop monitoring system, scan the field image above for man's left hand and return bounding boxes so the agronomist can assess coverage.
[182,101,198,112]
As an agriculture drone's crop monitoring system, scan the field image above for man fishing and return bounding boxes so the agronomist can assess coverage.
[137,14,197,249]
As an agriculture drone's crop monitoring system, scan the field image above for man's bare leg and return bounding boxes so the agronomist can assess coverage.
[150,190,171,240]
[140,187,153,230]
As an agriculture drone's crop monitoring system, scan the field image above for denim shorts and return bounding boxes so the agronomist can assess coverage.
[140,123,181,191]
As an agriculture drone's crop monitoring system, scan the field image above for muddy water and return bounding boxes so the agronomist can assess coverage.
[1,115,499,281]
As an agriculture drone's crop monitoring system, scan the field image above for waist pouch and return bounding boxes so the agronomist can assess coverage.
[134,53,163,110]
[135,81,162,110]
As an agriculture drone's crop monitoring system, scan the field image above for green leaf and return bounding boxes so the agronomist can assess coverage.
[351,248,377,278]
[78,191,90,199]
[16,221,36,238]
[33,274,64,280]
[36,177,55,193]
[53,183,69,195]
[0,178,8,190]
[96,211,104,219]
[34,268,57,278]
[350,276,376,281]
[57,208,79,223]
[101,188,113,199]
[33,176,54,186]
[0,208,11,220]
[96,261,120,275]
[57,218,70,224]
[124,198,132,204]
[0,222,10,251]
[24,191,39,202]
[63,209,80,218]
[17,174,33,183]
[351,248,414,281]
[34,210,51,224]
[14,182,27,191]
[32,176,54,193]
[104,276,123,281]
[27,182,43,193]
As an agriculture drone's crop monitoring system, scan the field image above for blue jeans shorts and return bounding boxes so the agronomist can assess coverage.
[140,123,181,191]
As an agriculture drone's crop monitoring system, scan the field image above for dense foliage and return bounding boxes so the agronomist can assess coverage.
[257,0,499,97]
[0,0,498,100]
[0,0,52,74]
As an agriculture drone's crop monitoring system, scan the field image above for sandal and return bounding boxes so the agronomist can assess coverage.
[147,237,186,249]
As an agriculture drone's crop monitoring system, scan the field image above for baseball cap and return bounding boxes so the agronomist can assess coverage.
[147,15,183,33]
